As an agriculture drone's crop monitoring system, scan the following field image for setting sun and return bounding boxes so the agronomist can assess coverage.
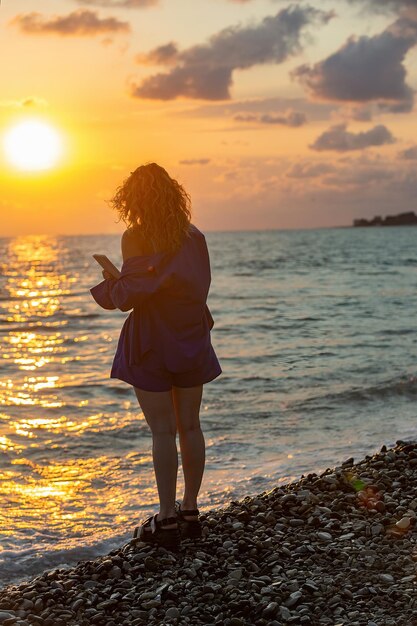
[3,119,63,172]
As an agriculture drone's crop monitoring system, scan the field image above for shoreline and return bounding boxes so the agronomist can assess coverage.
[1,440,417,625]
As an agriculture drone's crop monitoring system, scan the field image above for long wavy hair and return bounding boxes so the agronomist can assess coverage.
[110,163,192,253]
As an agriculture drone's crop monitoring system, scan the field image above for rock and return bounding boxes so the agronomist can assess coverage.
[0,614,16,624]
[317,532,332,542]
[379,574,394,583]
[165,607,180,619]
[371,523,384,537]
[396,516,411,529]
[20,600,33,611]
[83,580,98,590]
[279,605,292,620]
[108,565,122,579]
[71,598,84,612]
[339,533,355,540]
[142,598,161,609]
[285,591,303,608]
[262,601,278,617]
[144,556,159,571]
[228,568,243,581]
[289,519,305,527]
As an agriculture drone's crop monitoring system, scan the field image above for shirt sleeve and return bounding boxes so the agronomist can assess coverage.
[90,279,117,310]
[90,264,169,312]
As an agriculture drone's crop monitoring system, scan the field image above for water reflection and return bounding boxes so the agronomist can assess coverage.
[1,236,67,398]
[3,454,155,536]
[2,236,69,378]
[3,235,70,323]
[0,234,160,582]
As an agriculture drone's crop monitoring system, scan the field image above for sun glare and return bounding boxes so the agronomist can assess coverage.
[3,120,63,172]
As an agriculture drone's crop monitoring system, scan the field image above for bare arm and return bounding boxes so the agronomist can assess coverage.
[121,228,145,262]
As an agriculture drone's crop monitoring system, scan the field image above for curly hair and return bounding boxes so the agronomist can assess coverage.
[110,163,192,253]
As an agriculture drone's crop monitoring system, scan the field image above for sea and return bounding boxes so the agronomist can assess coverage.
[1,227,417,587]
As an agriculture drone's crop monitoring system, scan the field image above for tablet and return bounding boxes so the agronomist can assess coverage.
[92,254,121,279]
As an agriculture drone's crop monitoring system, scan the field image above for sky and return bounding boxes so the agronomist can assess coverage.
[1,0,417,234]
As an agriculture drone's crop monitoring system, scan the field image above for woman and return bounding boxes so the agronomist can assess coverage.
[90,163,221,551]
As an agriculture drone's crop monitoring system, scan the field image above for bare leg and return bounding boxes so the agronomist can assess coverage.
[172,385,205,518]
[134,387,178,527]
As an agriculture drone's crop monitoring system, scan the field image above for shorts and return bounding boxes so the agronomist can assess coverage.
[111,347,222,392]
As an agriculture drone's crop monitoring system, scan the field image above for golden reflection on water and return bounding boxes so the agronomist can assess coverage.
[5,332,64,371]
[4,236,67,323]
[0,435,24,452]
[1,236,69,411]
[8,411,137,439]
[0,235,159,549]
[2,455,155,534]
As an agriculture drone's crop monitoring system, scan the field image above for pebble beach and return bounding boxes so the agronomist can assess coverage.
[1,440,417,626]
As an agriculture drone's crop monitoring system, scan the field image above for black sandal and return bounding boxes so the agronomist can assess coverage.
[175,501,202,539]
[133,514,180,551]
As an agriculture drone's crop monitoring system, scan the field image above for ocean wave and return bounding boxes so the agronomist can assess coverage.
[0,532,131,588]
[291,375,417,409]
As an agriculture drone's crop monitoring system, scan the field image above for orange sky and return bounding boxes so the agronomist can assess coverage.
[1,0,416,235]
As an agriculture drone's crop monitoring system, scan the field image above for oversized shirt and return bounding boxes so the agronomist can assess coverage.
[90,225,217,375]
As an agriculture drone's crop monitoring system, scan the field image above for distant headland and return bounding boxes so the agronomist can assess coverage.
[353,211,417,227]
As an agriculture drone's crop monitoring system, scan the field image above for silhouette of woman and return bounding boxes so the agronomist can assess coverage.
[91,163,221,550]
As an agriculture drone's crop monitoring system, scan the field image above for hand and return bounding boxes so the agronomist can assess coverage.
[102,270,113,280]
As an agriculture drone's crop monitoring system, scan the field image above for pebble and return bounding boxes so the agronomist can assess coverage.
[396,516,411,529]
[228,568,243,580]
[279,605,292,620]
[285,590,303,607]
[144,556,159,571]
[108,565,122,579]
[380,574,395,584]
[1,441,417,625]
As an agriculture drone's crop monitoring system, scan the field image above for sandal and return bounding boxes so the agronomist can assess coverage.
[175,501,202,539]
[133,514,181,551]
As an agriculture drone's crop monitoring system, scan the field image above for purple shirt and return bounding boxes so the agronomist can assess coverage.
[90,225,219,375]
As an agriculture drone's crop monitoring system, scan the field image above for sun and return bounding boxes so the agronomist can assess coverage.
[3,120,63,172]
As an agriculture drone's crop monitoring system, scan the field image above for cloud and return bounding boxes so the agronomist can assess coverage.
[345,105,374,122]
[131,6,334,100]
[399,146,417,160]
[234,109,307,127]
[11,10,130,36]
[310,123,396,152]
[348,0,417,17]
[322,163,397,188]
[0,96,48,109]
[179,159,211,165]
[286,161,336,178]
[175,97,336,121]
[136,42,179,66]
[72,0,157,7]
[274,0,417,18]
[293,18,417,113]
